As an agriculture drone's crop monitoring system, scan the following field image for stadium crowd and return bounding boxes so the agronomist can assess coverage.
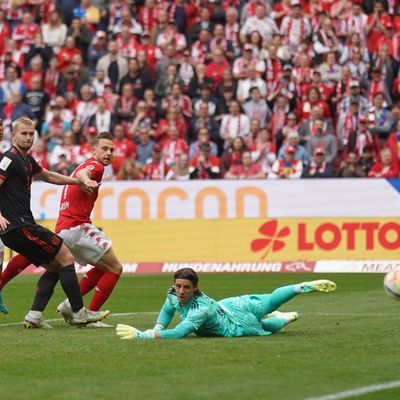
[0,0,400,180]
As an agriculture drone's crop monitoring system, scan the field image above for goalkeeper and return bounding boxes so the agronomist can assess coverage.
[116,268,336,340]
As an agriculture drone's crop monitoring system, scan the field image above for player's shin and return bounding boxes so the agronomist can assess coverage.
[80,268,105,295]
[89,271,120,311]
[24,271,59,328]
[58,264,84,312]
[0,254,31,290]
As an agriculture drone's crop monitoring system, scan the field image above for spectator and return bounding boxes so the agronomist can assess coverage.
[242,87,271,129]
[220,100,251,145]
[302,147,334,178]
[278,131,308,166]
[269,145,303,179]
[189,142,220,180]
[368,148,399,178]
[135,127,156,167]
[357,145,375,176]
[383,120,400,167]
[111,124,136,175]
[97,40,129,92]
[220,136,247,176]
[42,10,67,54]
[88,31,108,72]
[25,32,54,69]
[88,96,118,134]
[166,154,191,181]
[225,150,265,179]
[336,152,365,178]
[306,118,338,164]
[189,102,220,146]
[145,144,169,180]
[49,130,81,168]
[117,158,143,181]
[0,65,26,104]
[160,124,189,167]
[189,127,218,159]
[368,91,393,147]
[24,77,50,129]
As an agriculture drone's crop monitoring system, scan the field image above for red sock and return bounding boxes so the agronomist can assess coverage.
[0,254,31,290]
[80,268,105,296]
[89,271,120,311]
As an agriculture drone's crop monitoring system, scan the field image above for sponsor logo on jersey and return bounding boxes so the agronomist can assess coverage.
[0,157,12,171]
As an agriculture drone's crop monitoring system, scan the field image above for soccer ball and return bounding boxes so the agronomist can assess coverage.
[383,270,400,299]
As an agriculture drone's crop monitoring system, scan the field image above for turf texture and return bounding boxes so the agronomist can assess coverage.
[0,273,399,400]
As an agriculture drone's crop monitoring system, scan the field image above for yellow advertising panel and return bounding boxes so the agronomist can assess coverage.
[37,218,400,262]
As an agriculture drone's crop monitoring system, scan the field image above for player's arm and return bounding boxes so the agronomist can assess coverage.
[0,179,10,231]
[116,320,196,340]
[152,299,176,331]
[36,168,98,192]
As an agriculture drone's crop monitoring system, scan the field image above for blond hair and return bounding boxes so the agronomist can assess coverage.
[12,117,35,133]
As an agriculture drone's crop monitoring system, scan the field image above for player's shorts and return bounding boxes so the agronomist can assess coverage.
[218,295,270,337]
[57,223,112,266]
[1,224,63,266]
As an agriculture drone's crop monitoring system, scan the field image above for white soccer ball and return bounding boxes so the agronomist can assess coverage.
[384,270,400,300]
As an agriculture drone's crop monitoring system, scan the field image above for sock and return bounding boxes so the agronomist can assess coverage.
[31,271,60,312]
[259,285,298,315]
[80,268,105,295]
[261,317,287,334]
[58,265,84,313]
[89,271,120,311]
[0,254,31,290]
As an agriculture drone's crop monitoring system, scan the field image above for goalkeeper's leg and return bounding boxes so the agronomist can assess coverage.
[257,280,336,316]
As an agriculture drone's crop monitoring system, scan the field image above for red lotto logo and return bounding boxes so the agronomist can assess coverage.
[251,220,291,259]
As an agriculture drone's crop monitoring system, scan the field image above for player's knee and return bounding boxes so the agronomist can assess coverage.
[112,263,123,275]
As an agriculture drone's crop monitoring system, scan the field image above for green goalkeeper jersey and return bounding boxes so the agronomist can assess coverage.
[156,288,269,339]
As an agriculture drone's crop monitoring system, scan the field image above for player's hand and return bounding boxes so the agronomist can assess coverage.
[0,215,10,231]
[116,324,155,340]
[80,179,99,194]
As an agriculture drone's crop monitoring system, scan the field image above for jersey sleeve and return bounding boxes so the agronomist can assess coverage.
[155,296,176,329]
[30,156,43,175]
[0,154,17,182]
[158,320,196,339]
[83,160,104,181]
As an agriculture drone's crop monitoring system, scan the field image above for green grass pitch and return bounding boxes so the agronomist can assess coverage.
[0,273,399,400]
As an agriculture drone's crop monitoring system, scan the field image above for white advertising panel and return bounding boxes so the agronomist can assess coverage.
[31,179,400,220]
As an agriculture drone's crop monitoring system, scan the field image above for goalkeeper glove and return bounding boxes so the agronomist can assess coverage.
[116,324,155,340]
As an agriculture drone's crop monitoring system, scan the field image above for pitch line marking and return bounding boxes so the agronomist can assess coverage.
[0,311,158,327]
[304,380,400,400]
[1,311,399,327]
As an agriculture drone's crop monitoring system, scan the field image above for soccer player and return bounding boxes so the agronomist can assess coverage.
[0,117,110,328]
[116,268,337,340]
[55,132,123,326]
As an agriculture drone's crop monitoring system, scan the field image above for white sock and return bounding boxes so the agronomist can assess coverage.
[28,310,42,319]
[294,284,302,293]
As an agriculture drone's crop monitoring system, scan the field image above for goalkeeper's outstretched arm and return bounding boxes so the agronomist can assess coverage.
[152,300,176,332]
[116,320,195,340]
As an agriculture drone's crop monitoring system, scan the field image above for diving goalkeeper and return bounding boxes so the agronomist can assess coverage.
[116,268,337,340]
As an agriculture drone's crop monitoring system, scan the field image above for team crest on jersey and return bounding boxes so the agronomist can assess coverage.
[51,236,60,246]
[0,157,12,171]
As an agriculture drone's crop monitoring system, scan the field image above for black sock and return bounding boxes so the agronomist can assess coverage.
[58,265,84,313]
[31,271,60,312]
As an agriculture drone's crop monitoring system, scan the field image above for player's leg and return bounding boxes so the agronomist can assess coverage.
[261,311,299,334]
[0,254,31,289]
[253,279,337,318]
[56,225,118,324]
[0,239,8,314]
[88,247,122,311]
